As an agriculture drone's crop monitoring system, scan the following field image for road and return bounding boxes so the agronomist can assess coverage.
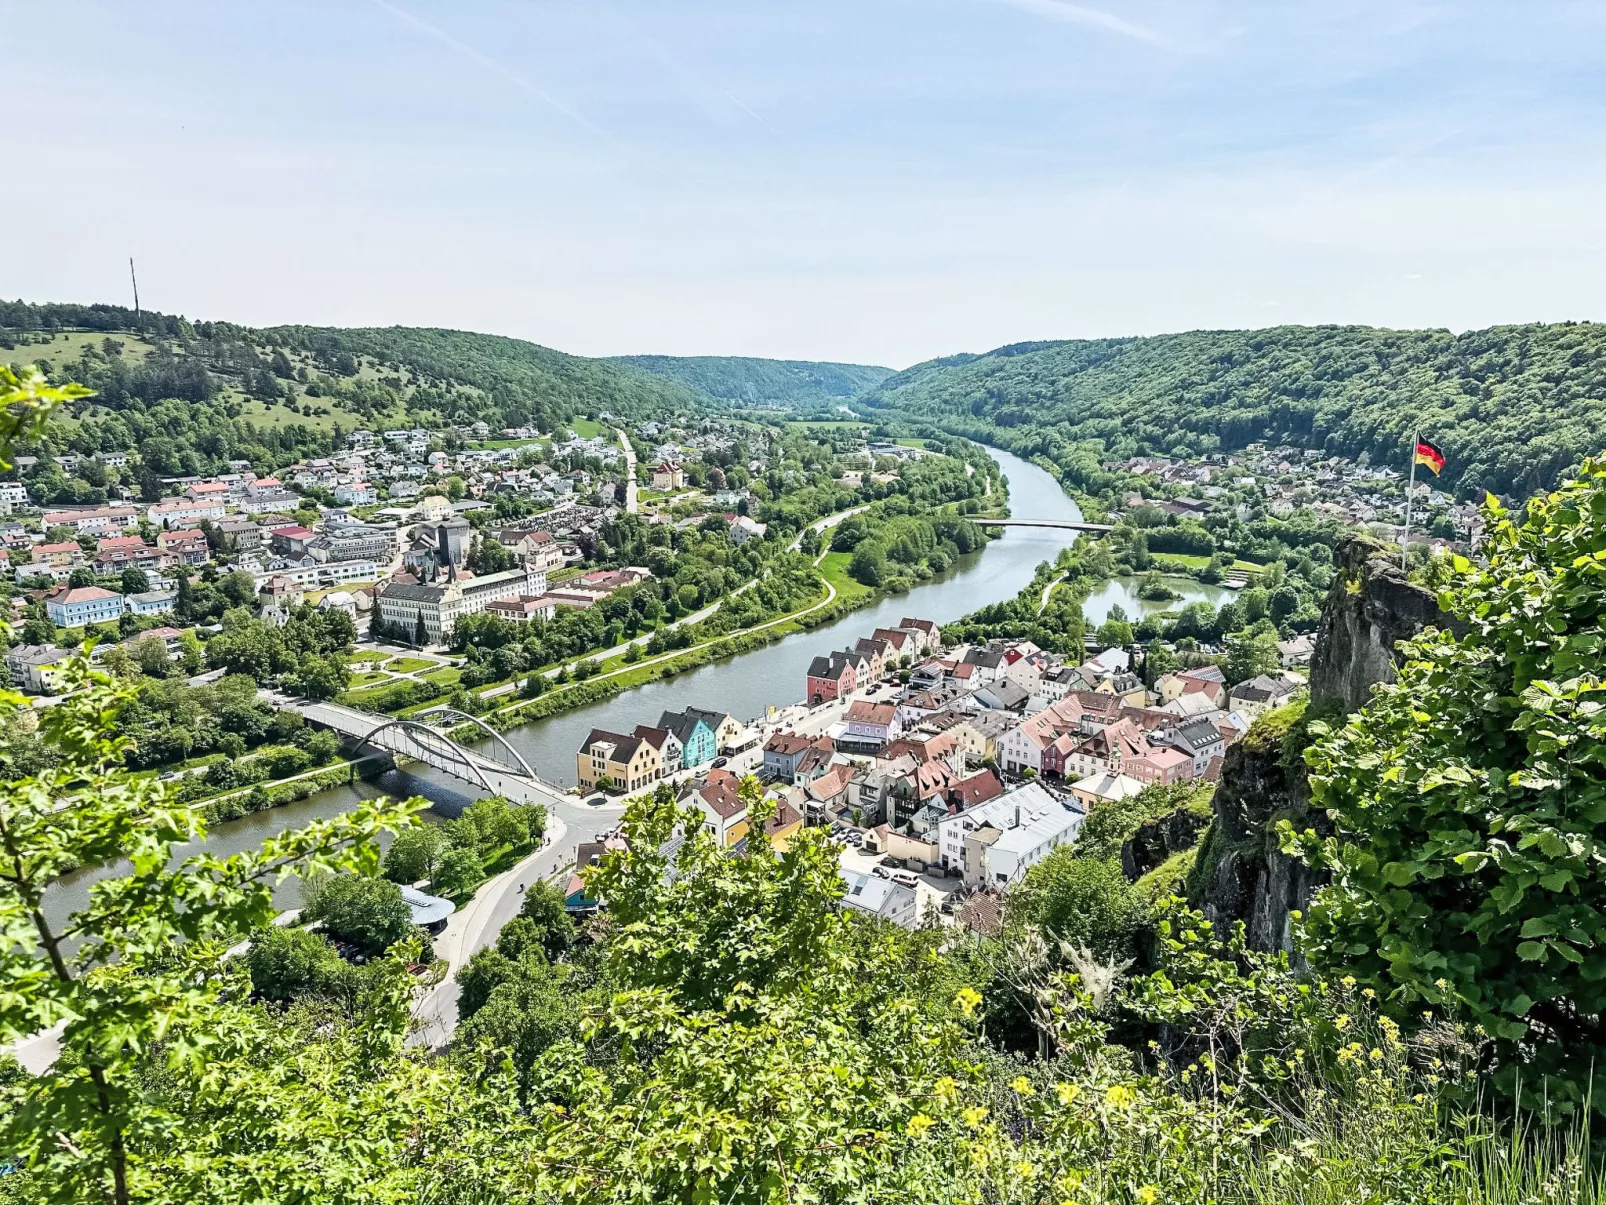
[615,427,638,515]
[407,677,896,1046]
[788,504,870,552]
[409,791,621,1046]
[1038,573,1066,615]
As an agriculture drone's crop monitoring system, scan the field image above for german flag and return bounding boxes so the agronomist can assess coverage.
[1414,439,1445,475]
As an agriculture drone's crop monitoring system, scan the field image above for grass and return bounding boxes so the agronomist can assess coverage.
[386,656,437,674]
[817,551,875,606]
[348,670,392,687]
[421,666,461,686]
[1154,553,1264,573]
[232,395,351,434]
[6,329,158,367]
[785,420,867,431]
[568,416,606,438]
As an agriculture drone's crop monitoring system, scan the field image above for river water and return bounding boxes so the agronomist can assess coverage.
[41,448,1223,924]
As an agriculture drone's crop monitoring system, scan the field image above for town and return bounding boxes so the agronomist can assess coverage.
[568,608,1304,934]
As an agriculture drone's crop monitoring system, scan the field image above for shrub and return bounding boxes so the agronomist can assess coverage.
[302,874,415,958]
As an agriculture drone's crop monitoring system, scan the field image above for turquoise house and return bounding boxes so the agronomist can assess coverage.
[659,710,717,770]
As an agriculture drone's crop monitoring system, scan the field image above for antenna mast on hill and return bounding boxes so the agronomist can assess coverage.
[129,258,141,325]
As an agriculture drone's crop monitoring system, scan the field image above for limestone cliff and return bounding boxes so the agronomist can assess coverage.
[1189,535,1454,951]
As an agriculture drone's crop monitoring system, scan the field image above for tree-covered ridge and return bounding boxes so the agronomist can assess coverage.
[861,322,1606,499]
[611,354,892,406]
[264,324,708,426]
[1,301,711,473]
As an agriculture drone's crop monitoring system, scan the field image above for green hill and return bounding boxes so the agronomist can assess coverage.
[0,300,710,476]
[612,354,891,408]
[861,322,1606,499]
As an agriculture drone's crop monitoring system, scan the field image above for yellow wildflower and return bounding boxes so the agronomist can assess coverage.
[1137,1186,1160,1204]
[955,986,982,1018]
[1011,1076,1035,1096]
[962,1105,989,1129]
[906,1113,934,1138]
[1104,1084,1136,1108]
[1055,1082,1081,1106]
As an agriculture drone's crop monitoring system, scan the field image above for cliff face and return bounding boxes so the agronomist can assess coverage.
[1191,536,1453,951]
[1307,537,1459,713]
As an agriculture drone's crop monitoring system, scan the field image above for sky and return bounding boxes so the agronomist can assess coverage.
[5,0,1605,368]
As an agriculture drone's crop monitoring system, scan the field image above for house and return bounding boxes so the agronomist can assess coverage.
[839,870,917,928]
[576,729,662,793]
[269,525,317,558]
[1154,717,1227,777]
[632,725,683,775]
[501,528,565,572]
[45,586,123,628]
[1276,634,1316,667]
[124,589,178,617]
[839,699,896,754]
[483,596,558,624]
[29,541,85,571]
[1068,772,1147,810]
[41,505,137,535]
[800,763,854,822]
[658,710,718,770]
[680,769,749,846]
[805,651,859,707]
[6,644,71,694]
[334,481,377,506]
[853,636,894,682]
[156,528,210,566]
[1050,718,1150,782]
[0,481,29,513]
[727,515,767,545]
[1229,673,1301,720]
[762,731,823,783]
[972,678,1030,713]
[1126,744,1193,786]
[92,535,161,576]
[685,707,746,754]
[936,782,1084,883]
[149,498,227,529]
[650,462,685,490]
[899,617,942,653]
[961,647,1005,683]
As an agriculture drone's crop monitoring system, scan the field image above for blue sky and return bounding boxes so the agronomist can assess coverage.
[5,0,1604,367]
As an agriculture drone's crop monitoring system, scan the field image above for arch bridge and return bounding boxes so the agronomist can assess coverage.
[301,702,565,807]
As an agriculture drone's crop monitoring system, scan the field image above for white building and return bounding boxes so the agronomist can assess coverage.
[374,565,548,644]
[936,782,1084,884]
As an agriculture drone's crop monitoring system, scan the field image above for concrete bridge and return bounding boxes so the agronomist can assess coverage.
[302,702,571,809]
[973,518,1113,534]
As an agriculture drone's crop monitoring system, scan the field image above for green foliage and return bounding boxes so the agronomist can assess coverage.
[611,354,891,405]
[517,879,575,959]
[0,650,415,1200]
[303,873,417,958]
[1296,458,1606,1116]
[1014,852,1148,959]
[382,825,447,885]
[246,925,350,1004]
[863,321,1606,499]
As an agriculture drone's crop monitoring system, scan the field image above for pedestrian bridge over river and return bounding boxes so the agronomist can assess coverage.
[972,518,1113,534]
[302,702,571,809]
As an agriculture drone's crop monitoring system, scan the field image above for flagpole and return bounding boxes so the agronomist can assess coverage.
[1402,429,1417,573]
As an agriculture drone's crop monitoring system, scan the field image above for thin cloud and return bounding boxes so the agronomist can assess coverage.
[993,0,1161,44]
[368,0,627,150]
[724,91,776,132]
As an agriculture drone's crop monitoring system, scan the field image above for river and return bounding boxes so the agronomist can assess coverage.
[40,447,1221,923]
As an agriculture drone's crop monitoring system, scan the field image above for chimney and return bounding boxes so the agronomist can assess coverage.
[1013,804,1020,829]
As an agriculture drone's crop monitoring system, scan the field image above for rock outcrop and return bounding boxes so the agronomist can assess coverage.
[1190,535,1456,951]
[1307,536,1461,713]
[1121,804,1211,882]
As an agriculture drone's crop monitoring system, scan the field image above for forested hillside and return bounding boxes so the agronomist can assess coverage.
[860,322,1606,499]
[613,353,891,407]
[0,300,708,477]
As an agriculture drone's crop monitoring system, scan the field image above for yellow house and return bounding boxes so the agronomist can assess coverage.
[577,728,662,792]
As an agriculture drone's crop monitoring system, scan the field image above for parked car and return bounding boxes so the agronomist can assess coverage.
[712,757,729,768]
[872,865,893,880]
[890,871,919,889]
